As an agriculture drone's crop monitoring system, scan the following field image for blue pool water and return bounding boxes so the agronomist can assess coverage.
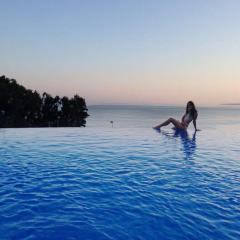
[0,106,240,240]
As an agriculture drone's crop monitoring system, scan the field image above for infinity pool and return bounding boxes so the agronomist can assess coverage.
[0,106,240,240]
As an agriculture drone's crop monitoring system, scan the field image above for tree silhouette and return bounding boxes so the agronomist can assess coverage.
[0,75,88,128]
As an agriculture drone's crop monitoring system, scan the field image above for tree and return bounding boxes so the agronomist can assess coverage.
[0,76,88,128]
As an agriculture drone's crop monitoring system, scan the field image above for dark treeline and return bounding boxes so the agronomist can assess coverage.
[0,75,89,128]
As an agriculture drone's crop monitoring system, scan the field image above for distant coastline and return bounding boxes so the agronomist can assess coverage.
[221,103,240,106]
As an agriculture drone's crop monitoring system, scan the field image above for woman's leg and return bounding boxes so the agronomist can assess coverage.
[154,118,185,130]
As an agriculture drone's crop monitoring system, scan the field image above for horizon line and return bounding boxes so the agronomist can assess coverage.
[88,103,234,108]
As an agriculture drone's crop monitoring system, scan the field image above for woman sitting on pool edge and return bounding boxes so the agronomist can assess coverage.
[154,101,200,131]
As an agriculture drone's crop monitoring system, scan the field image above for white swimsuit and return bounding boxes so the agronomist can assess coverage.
[183,113,192,126]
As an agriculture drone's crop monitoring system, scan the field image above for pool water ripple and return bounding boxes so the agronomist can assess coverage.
[0,126,240,240]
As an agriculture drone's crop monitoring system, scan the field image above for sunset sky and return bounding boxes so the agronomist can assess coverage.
[1,0,240,106]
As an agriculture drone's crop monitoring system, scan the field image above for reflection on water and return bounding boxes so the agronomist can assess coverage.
[156,128,197,159]
[173,129,197,159]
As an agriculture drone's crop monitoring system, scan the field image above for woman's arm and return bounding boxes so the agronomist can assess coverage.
[193,118,197,131]
[193,112,200,131]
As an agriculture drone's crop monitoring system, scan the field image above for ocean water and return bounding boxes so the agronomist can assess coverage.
[0,106,240,240]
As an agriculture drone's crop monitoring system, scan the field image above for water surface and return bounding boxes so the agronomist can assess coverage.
[0,106,239,240]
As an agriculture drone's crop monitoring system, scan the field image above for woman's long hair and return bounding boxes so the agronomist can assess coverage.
[186,101,197,118]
